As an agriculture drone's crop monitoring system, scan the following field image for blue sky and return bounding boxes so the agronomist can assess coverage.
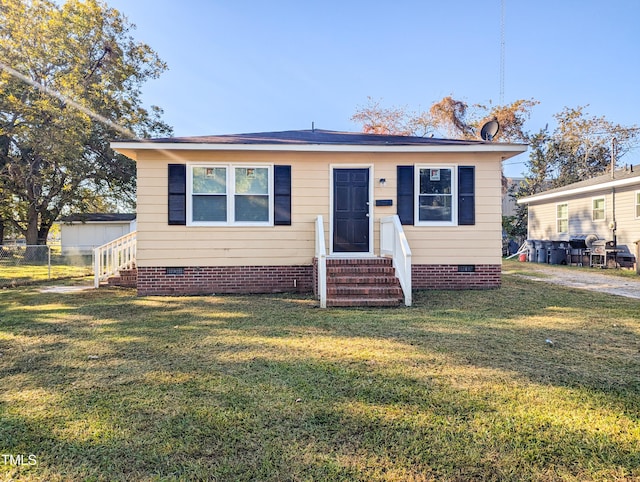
[105,0,640,177]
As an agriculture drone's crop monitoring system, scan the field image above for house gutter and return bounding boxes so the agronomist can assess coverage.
[517,175,640,204]
[111,141,527,157]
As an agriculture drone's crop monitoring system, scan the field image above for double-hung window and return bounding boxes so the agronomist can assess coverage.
[556,203,568,234]
[416,166,456,225]
[636,192,640,218]
[592,197,605,221]
[189,165,272,225]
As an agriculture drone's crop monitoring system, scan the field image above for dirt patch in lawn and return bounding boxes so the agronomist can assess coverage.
[506,263,640,299]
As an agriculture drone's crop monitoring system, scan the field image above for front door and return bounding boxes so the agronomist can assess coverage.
[333,168,370,253]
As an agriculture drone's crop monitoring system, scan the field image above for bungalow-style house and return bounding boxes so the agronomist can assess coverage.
[59,213,136,255]
[110,129,527,306]
[517,165,640,267]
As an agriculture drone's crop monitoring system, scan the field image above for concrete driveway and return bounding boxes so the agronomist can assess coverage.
[506,263,640,300]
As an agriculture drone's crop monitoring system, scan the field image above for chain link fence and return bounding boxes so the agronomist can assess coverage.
[0,244,93,287]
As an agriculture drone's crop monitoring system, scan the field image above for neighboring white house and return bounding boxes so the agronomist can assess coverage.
[58,213,136,255]
[517,166,640,266]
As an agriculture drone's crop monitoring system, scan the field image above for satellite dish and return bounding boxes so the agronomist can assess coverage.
[480,120,500,141]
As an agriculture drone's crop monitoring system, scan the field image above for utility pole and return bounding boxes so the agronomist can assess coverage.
[611,137,617,179]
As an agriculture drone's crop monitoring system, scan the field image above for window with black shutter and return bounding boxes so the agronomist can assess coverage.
[170,164,292,226]
[397,166,414,225]
[168,164,186,225]
[274,165,292,225]
[397,164,475,226]
[458,166,475,225]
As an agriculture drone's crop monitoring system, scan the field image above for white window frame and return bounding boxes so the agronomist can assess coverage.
[415,165,457,227]
[187,163,274,226]
[592,196,606,222]
[636,191,640,219]
[556,202,568,234]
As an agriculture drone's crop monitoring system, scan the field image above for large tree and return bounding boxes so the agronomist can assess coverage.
[0,0,172,245]
[351,96,538,143]
[544,106,638,187]
[516,106,640,197]
[504,128,552,242]
[510,107,639,240]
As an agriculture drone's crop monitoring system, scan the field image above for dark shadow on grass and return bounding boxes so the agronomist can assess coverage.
[3,348,639,480]
[2,280,640,479]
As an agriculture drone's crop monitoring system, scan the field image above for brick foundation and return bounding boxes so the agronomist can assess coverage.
[137,262,500,296]
[137,266,313,296]
[412,264,501,290]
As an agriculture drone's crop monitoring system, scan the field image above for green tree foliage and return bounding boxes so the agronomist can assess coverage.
[515,107,640,198]
[0,0,172,245]
[545,106,639,187]
[511,108,639,239]
[517,128,553,197]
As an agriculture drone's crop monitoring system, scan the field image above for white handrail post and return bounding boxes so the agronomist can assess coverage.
[380,215,412,306]
[94,246,101,288]
[315,215,327,308]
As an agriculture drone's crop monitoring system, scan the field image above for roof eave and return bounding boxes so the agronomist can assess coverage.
[518,175,640,204]
[111,141,527,156]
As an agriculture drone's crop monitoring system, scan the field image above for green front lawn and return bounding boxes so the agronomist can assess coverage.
[0,264,92,287]
[1,269,639,481]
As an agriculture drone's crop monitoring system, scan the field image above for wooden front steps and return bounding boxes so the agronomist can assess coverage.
[107,267,137,288]
[326,258,403,307]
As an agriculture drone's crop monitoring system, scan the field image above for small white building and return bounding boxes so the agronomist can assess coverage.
[59,214,136,255]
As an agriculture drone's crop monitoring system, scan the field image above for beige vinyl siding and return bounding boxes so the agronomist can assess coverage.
[138,151,323,266]
[135,150,504,267]
[526,183,640,249]
[611,186,640,247]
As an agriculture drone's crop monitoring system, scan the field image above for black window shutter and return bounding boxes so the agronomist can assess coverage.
[458,166,475,225]
[168,164,186,225]
[274,165,292,225]
[397,166,414,225]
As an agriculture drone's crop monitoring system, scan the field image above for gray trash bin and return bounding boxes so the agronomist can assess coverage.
[549,241,568,265]
[526,240,537,262]
[536,240,548,263]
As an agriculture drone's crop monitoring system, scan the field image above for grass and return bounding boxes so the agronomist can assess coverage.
[0,264,92,287]
[1,265,639,481]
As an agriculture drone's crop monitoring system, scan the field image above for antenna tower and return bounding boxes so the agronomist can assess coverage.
[500,0,505,104]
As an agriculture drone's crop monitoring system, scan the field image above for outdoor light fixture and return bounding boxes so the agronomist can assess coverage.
[379,178,386,186]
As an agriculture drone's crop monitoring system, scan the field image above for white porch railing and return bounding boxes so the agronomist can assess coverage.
[315,215,327,308]
[380,215,412,306]
[93,231,137,288]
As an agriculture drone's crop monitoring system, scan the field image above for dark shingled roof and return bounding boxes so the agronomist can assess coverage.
[121,129,504,146]
[59,213,136,223]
